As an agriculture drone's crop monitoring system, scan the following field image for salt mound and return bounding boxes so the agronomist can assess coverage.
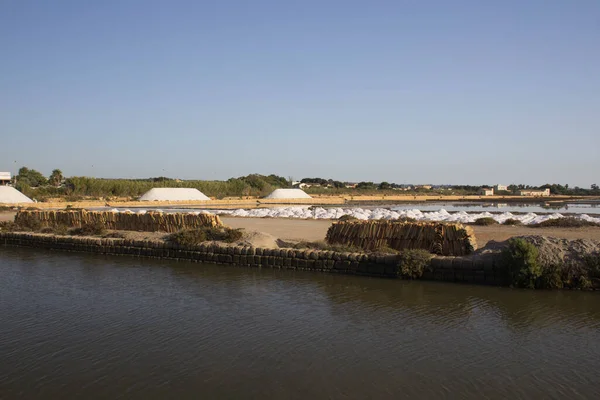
[0,186,33,203]
[139,188,210,201]
[264,189,312,199]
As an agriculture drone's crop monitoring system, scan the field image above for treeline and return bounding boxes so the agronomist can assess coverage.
[10,166,600,200]
[14,169,291,200]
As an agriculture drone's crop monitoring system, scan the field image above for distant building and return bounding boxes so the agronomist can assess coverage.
[519,189,551,197]
[0,172,11,186]
[494,184,508,192]
[345,183,358,189]
[479,188,494,196]
[418,185,433,190]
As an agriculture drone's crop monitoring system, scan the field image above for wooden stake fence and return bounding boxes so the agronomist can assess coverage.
[326,220,477,256]
[15,210,223,233]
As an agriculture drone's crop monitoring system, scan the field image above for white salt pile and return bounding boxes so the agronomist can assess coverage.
[210,207,600,225]
[105,205,600,226]
[264,189,312,199]
[0,186,34,204]
[139,188,210,201]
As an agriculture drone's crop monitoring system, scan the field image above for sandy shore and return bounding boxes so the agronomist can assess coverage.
[3,211,600,249]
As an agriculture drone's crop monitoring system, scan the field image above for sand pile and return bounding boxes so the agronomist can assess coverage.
[139,188,210,201]
[264,189,312,199]
[0,186,33,204]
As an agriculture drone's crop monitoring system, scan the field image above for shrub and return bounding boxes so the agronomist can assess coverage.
[501,238,542,288]
[503,218,523,226]
[69,222,106,236]
[397,249,433,279]
[294,240,358,253]
[530,218,600,228]
[537,264,564,289]
[338,215,358,221]
[472,217,499,226]
[370,245,400,255]
[584,254,600,279]
[168,229,207,246]
[40,224,69,235]
[0,221,17,232]
[167,227,244,246]
[14,215,42,231]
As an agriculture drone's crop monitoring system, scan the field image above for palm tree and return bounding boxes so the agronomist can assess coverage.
[49,169,63,187]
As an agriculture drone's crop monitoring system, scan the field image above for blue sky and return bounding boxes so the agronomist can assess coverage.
[1,0,598,186]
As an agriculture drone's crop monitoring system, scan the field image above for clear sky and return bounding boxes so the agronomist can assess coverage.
[1,0,598,186]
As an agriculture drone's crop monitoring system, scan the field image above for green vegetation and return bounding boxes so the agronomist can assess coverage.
[291,240,359,253]
[530,218,600,228]
[503,218,523,226]
[15,173,291,201]
[472,217,499,226]
[500,238,600,289]
[397,249,433,279]
[40,225,69,235]
[0,221,17,232]
[8,165,600,201]
[68,222,106,236]
[501,238,542,288]
[167,227,244,246]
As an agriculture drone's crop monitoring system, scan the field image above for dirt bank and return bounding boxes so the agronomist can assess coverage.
[4,211,600,249]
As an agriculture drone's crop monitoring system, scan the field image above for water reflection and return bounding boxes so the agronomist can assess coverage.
[1,247,599,399]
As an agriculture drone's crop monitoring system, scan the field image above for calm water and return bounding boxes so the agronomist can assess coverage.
[1,247,600,399]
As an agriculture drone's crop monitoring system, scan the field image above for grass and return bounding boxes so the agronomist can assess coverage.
[530,218,600,228]
[471,217,499,226]
[167,227,244,246]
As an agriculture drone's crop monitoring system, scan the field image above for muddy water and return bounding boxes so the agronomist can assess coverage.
[1,247,599,399]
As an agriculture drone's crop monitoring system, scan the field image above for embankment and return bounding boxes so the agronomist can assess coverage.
[0,232,506,285]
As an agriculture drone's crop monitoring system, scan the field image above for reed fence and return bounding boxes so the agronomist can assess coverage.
[15,210,223,233]
[326,220,477,256]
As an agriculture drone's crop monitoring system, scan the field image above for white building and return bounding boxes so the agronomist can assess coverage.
[0,172,11,186]
[519,189,551,197]
[494,184,508,191]
[479,188,494,196]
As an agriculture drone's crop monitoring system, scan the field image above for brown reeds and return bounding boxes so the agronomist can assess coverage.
[325,220,477,256]
[15,210,223,233]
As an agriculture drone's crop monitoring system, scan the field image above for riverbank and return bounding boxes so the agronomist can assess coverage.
[0,232,507,285]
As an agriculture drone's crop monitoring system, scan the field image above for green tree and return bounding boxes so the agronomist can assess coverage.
[49,169,63,186]
[17,166,47,187]
[378,181,392,190]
